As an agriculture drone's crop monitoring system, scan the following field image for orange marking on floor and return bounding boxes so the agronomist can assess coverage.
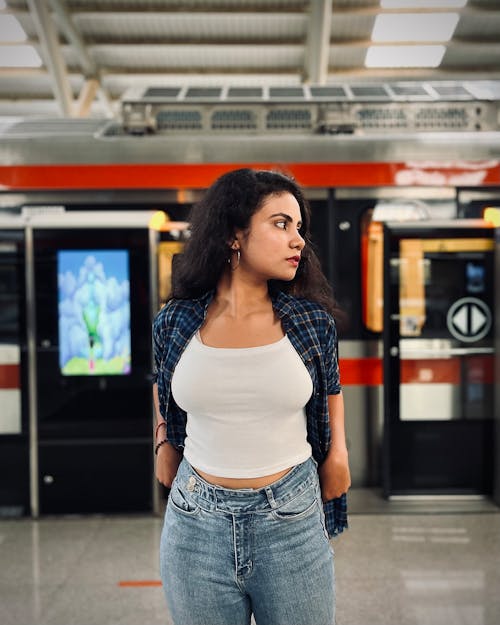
[118,580,162,587]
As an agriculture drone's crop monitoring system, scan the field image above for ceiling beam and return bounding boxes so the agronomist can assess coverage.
[73,78,98,117]
[304,0,332,85]
[26,0,73,117]
[48,0,96,77]
[49,0,114,117]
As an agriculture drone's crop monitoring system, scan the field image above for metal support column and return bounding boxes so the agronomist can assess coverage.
[25,226,39,517]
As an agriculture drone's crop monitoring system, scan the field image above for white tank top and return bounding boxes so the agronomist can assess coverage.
[171,332,313,478]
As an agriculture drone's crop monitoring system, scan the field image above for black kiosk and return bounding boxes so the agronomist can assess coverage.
[31,212,156,514]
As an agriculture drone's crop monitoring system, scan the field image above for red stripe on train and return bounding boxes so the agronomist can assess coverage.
[0,364,20,389]
[0,357,493,388]
[339,355,494,386]
[1,161,499,190]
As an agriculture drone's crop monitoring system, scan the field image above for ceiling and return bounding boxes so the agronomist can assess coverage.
[1,0,500,120]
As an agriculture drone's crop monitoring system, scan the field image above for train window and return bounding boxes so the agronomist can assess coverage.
[395,237,494,421]
[361,216,384,333]
[0,255,21,342]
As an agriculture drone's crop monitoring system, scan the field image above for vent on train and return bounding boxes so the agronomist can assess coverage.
[226,87,263,99]
[350,85,390,99]
[211,109,258,131]
[388,84,431,98]
[266,108,312,130]
[414,106,469,129]
[185,87,222,99]
[356,107,408,130]
[268,87,305,99]
[2,118,109,136]
[430,84,472,98]
[143,87,181,99]
[120,80,500,135]
[309,86,348,98]
[156,110,203,131]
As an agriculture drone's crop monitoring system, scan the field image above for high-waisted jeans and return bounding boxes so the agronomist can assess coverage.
[160,457,335,625]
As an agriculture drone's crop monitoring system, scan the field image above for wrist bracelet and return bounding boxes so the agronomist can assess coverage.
[155,438,169,455]
[155,421,167,438]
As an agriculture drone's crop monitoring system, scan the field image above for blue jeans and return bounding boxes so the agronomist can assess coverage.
[160,457,335,625]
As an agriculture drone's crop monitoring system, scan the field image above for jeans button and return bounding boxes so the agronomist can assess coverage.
[187,476,196,492]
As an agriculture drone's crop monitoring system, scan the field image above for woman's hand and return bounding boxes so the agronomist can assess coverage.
[318,446,351,501]
[155,441,182,488]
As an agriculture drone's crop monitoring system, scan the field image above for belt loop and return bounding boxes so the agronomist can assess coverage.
[264,485,276,509]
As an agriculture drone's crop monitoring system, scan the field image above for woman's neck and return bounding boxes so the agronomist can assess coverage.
[214,270,271,319]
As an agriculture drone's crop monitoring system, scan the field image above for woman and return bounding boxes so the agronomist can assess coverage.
[152,168,351,625]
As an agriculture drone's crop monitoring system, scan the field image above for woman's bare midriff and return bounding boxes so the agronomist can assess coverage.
[193,466,293,489]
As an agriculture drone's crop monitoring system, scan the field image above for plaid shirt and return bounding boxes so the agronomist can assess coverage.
[152,290,348,537]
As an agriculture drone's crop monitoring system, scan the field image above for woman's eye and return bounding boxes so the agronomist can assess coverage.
[275,221,287,229]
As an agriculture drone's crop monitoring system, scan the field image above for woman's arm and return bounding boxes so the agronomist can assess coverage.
[318,392,351,501]
[153,382,182,488]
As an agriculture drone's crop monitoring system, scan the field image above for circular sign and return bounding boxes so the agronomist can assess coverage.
[446,297,492,343]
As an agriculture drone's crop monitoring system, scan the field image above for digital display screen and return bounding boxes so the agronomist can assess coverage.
[58,250,131,376]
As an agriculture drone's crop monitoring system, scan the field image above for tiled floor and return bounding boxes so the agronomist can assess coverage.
[1,494,499,625]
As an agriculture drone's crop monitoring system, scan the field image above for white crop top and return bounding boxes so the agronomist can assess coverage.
[171,333,313,478]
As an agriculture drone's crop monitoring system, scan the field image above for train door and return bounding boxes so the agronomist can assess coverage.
[383,221,494,496]
[29,211,156,515]
[331,189,457,489]
[493,218,500,507]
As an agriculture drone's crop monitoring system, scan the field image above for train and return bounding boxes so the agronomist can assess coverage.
[1,79,499,517]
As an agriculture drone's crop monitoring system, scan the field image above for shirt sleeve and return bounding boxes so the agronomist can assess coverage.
[151,308,165,385]
[324,315,341,395]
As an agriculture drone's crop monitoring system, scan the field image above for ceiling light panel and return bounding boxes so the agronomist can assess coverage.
[365,45,446,67]
[381,0,467,7]
[0,45,42,68]
[0,15,27,42]
[372,13,459,42]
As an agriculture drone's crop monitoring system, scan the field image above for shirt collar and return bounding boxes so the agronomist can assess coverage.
[269,289,296,319]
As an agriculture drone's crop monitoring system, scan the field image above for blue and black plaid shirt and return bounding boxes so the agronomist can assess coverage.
[152,289,348,537]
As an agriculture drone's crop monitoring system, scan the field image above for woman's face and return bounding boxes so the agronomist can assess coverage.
[234,192,305,282]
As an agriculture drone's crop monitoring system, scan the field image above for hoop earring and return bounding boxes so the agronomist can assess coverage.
[230,249,240,270]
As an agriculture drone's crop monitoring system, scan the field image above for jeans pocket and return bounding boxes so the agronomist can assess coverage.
[168,480,201,516]
[271,486,317,521]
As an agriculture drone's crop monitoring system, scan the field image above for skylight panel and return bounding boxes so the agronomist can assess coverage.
[365,45,446,68]
[0,13,42,68]
[372,13,459,42]
[381,0,467,7]
[0,14,27,41]
[0,45,42,67]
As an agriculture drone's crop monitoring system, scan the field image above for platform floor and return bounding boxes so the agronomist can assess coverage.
[1,491,499,625]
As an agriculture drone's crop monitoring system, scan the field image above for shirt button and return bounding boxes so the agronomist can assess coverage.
[187,476,196,492]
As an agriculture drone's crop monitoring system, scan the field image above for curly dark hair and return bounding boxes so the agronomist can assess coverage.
[171,168,339,317]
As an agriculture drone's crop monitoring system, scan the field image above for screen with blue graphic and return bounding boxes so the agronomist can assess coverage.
[57,250,131,376]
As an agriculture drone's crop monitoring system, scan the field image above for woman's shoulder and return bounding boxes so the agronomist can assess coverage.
[153,293,210,329]
[153,298,192,328]
[280,292,335,325]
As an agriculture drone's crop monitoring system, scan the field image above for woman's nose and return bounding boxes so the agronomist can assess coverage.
[291,231,305,250]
